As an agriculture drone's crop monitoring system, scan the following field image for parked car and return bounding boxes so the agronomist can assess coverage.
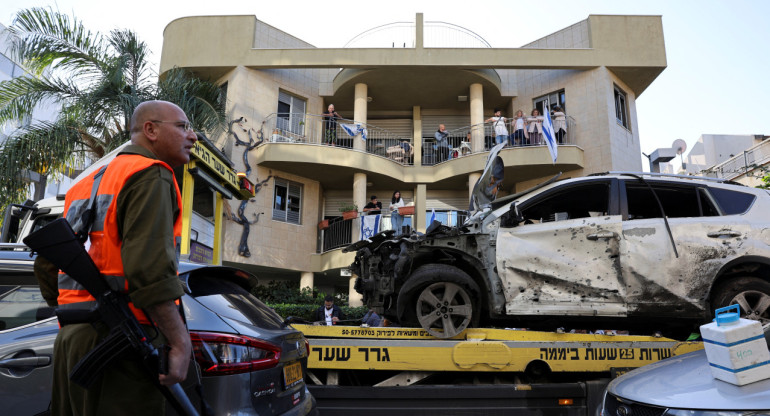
[0,244,316,415]
[347,144,770,338]
[600,327,770,415]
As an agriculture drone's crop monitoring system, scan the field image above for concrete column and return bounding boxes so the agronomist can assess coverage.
[348,276,363,307]
[415,13,424,49]
[414,184,427,233]
[300,272,314,293]
[413,106,422,167]
[469,172,481,204]
[353,172,367,240]
[470,83,484,153]
[353,83,368,151]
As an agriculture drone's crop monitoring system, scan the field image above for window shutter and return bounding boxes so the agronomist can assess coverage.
[287,182,302,224]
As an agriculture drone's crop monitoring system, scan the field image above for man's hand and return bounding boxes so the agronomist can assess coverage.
[332,316,339,324]
[147,300,192,385]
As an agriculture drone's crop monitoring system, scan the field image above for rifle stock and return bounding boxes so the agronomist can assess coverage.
[23,218,199,416]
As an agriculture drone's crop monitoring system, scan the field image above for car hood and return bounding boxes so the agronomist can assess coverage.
[469,142,506,216]
[608,349,770,410]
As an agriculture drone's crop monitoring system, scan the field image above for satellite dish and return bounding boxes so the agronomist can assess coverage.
[672,139,687,155]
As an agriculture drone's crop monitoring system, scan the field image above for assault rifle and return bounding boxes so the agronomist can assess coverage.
[24,218,199,416]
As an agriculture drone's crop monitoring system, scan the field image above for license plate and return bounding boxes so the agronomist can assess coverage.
[283,361,303,388]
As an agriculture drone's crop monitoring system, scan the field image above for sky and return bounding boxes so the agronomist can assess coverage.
[3,0,769,171]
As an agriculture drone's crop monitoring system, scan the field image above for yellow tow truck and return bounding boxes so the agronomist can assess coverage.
[296,323,703,414]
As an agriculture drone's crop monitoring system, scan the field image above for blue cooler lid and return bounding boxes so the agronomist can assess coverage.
[715,304,740,326]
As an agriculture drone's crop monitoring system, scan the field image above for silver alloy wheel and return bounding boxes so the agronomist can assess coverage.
[731,289,770,325]
[416,281,473,338]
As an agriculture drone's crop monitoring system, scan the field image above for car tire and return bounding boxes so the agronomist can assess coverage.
[711,276,770,325]
[397,264,481,338]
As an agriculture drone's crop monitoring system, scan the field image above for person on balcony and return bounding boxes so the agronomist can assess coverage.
[527,109,544,144]
[389,190,405,236]
[511,109,529,146]
[363,195,382,215]
[552,106,567,144]
[486,109,509,147]
[322,104,341,146]
[434,124,450,163]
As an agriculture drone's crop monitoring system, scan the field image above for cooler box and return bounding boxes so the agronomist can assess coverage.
[699,305,770,386]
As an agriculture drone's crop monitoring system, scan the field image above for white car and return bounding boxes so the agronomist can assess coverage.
[348,145,770,338]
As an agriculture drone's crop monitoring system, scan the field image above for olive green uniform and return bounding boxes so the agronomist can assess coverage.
[48,145,185,416]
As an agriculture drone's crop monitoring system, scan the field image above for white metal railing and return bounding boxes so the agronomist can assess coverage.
[263,113,577,167]
[422,116,576,165]
[704,139,770,180]
[262,113,414,165]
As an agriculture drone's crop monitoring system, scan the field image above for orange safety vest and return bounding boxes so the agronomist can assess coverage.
[58,154,183,324]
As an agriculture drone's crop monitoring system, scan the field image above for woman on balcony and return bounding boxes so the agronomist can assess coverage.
[527,109,544,145]
[389,191,405,236]
[552,106,567,144]
[511,110,529,146]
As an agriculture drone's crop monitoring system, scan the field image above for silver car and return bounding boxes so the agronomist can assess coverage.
[0,246,316,415]
[349,144,770,338]
[601,328,770,415]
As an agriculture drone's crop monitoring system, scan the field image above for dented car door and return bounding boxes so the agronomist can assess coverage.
[496,180,626,317]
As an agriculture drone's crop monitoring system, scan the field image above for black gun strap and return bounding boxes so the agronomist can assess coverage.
[76,165,108,243]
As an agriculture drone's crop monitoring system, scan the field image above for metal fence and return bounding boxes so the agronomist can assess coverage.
[421,116,576,165]
[263,113,415,165]
[705,139,770,181]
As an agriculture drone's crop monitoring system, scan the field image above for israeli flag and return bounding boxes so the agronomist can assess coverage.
[340,123,368,141]
[429,208,436,224]
[543,109,558,164]
[360,214,380,240]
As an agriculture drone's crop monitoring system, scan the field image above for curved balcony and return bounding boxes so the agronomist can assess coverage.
[255,113,583,190]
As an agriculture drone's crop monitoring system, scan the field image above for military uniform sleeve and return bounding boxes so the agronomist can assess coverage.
[116,166,184,309]
[34,255,59,306]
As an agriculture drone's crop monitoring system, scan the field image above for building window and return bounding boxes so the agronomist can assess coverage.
[272,178,302,224]
[277,90,306,135]
[614,85,629,129]
[533,89,566,115]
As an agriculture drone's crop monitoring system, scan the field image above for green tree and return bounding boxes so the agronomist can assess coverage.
[0,7,226,211]
[758,171,770,189]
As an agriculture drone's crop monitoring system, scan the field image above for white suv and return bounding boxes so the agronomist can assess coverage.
[347,145,770,338]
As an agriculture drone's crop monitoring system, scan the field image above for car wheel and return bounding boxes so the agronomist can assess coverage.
[711,277,770,325]
[397,264,480,338]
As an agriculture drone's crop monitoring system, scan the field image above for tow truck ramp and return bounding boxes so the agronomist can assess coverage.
[295,324,703,415]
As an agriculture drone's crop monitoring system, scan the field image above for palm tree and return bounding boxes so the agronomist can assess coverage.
[0,7,226,211]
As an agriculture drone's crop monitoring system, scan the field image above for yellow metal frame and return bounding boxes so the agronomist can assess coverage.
[180,161,196,258]
[294,325,703,373]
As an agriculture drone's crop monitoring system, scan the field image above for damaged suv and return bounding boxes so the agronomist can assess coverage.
[346,144,770,338]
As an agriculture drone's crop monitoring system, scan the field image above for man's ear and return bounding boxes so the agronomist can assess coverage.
[143,120,160,143]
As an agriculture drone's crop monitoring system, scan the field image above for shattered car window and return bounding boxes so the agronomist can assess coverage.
[625,183,718,219]
[520,182,610,223]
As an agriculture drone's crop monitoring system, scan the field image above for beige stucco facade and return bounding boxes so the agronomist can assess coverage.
[160,13,666,296]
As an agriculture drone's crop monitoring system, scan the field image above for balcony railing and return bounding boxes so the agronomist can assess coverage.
[704,139,770,180]
[262,113,576,167]
[263,113,415,165]
[422,116,576,165]
[318,210,469,253]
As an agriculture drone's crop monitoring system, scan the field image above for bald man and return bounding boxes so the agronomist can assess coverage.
[51,100,196,415]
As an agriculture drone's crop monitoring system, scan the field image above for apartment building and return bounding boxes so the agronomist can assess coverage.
[160,13,666,302]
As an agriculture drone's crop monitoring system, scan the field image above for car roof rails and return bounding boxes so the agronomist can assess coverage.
[589,171,743,185]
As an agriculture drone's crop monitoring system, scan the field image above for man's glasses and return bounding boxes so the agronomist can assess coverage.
[151,120,194,132]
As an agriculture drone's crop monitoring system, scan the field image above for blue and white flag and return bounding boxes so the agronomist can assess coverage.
[360,214,380,240]
[429,208,436,224]
[340,123,368,141]
[542,109,558,164]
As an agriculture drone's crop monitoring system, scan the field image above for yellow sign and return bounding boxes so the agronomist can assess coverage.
[190,141,239,190]
[295,325,704,373]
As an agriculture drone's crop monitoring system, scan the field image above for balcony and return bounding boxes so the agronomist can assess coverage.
[262,112,576,167]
